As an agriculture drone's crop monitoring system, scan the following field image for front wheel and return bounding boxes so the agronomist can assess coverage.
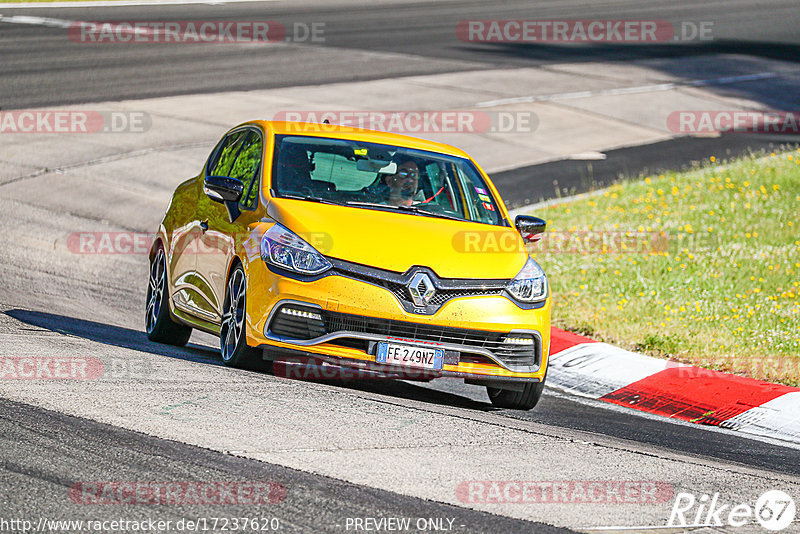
[219,264,260,367]
[146,246,192,346]
[487,374,546,410]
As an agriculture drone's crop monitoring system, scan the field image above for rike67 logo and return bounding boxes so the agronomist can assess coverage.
[669,490,796,531]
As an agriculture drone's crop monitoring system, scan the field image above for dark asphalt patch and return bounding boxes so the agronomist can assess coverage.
[491,133,800,208]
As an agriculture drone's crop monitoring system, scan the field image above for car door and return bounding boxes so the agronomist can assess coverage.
[167,176,206,319]
[196,127,264,323]
[171,130,247,324]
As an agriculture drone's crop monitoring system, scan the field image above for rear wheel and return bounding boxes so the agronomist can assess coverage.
[219,264,261,368]
[487,374,546,410]
[146,246,192,346]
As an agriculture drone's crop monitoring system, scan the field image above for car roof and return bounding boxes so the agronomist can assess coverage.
[244,120,472,159]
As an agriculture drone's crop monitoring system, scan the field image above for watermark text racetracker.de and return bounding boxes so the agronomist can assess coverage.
[667,110,800,135]
[69,21,325,43]
[65,231,333,255]
[0,356,182,381]
[0,111,151,134]
[0,357,103,380]
[273,110,538,134]
[451,229,718,255]
[457,480,674,504]
[457,20,713,43]
[273,355,444,382]
[69,481,286,505]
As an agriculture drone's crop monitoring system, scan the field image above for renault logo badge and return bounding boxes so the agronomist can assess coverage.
[408,272,436,307]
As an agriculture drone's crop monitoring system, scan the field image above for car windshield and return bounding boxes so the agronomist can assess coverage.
[271,135,504,226]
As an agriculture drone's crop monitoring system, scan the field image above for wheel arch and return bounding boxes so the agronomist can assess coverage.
[149,224,169,263]
[149,237,163,263]
[226,254,244,283]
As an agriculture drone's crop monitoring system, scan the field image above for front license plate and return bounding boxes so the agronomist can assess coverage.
[376,342,444,371]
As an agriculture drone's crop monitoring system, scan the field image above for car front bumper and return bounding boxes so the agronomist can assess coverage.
[245,262,550,382]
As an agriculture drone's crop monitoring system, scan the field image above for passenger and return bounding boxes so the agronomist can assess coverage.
[277,144,312,194]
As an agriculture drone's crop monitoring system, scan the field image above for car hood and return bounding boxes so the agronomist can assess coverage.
[266,198,527,279]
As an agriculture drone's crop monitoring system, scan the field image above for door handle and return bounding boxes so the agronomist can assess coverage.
[200,220,209,233]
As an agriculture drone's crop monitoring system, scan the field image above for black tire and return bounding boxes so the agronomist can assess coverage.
[146,246,192,346]
[219,263,261,368]
[487,373,546,410]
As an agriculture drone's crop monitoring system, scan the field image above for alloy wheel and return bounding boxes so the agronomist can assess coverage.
[220,268,246,362]
[146,249,166,335]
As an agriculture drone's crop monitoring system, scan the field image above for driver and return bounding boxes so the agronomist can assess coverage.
[384,159,419,206]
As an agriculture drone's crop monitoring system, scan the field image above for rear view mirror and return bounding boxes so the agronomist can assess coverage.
[356,159,397,174]
[515,215,547,243]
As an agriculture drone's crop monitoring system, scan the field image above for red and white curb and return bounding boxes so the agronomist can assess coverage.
[548,328,800,444]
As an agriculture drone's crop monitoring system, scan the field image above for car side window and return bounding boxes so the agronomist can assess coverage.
[425,162,456,211]
[454,165,500,224]
[207,131,246,177]
[228,131,263,209]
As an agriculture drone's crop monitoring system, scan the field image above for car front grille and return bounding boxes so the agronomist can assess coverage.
[382,281,505,306]
[329,259,510,313]
[266,303,540,371]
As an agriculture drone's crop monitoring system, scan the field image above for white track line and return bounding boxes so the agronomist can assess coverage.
[0,0,276,9]
[0,15,73,27]
[0,13,282,40]
[477,71,783,107]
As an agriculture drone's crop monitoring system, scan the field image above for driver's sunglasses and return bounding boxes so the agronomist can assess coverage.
[396,169,418,179]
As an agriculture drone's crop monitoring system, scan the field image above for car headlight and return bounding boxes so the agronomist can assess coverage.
[506,257,547,303]
[260,224,332,275]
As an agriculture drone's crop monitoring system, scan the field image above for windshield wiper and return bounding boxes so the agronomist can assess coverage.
[344,201,465,222]
[342,201,392,209]
[400,205,466,222]
[279,193,341,205]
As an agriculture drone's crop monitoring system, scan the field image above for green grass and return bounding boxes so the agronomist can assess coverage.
[524,149,800,385]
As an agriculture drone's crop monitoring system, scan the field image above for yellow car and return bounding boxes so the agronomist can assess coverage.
[146,121,550,409]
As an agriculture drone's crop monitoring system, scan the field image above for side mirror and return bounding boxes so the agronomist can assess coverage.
[204,175,244,221]
[204,175,244,203]
[515,215,546,243]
